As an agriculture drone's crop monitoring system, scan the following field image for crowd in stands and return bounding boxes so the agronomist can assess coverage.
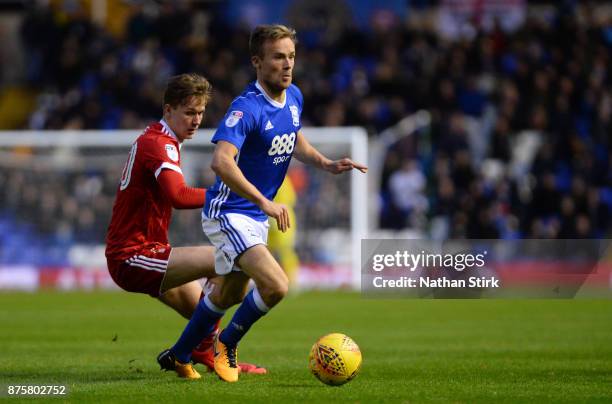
[0,166,119,265]
[378,3,611,239]
[0,1,610,266]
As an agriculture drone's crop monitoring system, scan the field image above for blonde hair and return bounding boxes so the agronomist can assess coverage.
[163,73,212,108]
[249,24,297,58]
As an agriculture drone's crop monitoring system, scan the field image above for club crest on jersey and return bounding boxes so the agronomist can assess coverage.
[165,144,179,162]
[225,110,243,128]
[289,105,300,127]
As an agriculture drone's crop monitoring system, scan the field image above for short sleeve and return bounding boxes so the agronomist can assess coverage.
[212,97,257,150]
[288,85,303,131]
[292,85,304,111]
[139,136,182,179]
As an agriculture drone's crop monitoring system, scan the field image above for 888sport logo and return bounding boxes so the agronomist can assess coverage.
[268,132,296,165]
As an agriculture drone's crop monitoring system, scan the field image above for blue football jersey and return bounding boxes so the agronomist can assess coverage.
[204,81,303,221]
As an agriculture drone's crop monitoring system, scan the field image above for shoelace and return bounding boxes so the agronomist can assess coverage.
[227,346,237,368]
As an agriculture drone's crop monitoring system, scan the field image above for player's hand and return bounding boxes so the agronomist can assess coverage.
[261,200,290,232]
[325,158,368,174]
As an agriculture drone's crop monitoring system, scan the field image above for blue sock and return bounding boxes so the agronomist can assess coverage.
[219,288,269,347]
[171,294,225,363]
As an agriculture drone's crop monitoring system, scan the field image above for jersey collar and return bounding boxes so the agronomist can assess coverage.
[159,119,182,149]
[256,81,286,109]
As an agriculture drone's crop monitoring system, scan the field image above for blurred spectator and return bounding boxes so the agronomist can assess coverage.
[388,160,428,228]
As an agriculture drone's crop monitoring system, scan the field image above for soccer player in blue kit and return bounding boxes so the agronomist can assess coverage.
[159,24,367,382]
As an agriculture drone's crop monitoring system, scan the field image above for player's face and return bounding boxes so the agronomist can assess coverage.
[254,37,296,95]
[164,96,206,142]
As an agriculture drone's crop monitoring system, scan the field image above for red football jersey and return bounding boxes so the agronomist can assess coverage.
[105,121,184,261]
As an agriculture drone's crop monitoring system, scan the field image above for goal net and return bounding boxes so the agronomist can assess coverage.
[0,128,367,291]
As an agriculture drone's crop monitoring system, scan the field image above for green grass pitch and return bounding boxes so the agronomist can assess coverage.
[1,291,611,403]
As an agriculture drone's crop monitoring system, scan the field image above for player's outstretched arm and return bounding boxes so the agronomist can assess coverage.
[157,169,206,209]
[293,131,368,174]
[211,141,290,232]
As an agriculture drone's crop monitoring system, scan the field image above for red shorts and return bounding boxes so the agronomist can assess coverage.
[107,245,172,297]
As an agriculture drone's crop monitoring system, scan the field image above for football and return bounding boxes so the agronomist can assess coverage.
[308,333,362,386]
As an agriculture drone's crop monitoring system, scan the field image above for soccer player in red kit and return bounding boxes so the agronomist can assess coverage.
[106,73,265,379]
